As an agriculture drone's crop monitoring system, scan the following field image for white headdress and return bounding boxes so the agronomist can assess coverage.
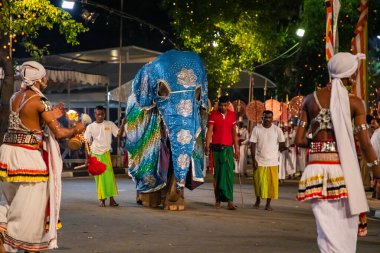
[19,61,46,88]
[19,61,47,97]
[328,52,366,79]
[329,52,368,215]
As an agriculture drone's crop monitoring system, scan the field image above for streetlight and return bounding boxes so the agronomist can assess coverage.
[62,0,75,9]
[296,28,305,38]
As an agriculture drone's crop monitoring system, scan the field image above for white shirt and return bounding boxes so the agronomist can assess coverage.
[250,124,285,166]
[84,121,119,155]
[371,128,380,158]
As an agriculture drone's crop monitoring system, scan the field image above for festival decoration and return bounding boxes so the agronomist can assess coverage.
[265,99,281,121]
[232,100,247,121]
[280,102,289,124]
[288,96,304,118]
[246,100,265,123]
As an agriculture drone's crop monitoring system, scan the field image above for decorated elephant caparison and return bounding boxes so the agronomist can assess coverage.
[125,50,208,210]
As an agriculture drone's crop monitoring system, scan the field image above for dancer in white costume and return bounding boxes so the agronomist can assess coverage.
[295,52,380,252]
[0,61,85,253]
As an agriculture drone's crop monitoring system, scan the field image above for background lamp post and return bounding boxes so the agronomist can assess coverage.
[296,28,305,38]
[62,0,76,9]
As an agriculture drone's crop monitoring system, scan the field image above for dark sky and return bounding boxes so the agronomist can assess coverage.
[15,0,174,57]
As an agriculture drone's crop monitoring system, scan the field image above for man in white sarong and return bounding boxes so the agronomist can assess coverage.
[0,61,85,252]
[286,126,297,177]
[278,125,288,181]
[234,122,249,176]
[279,124,296,180]
[295,53,380,252]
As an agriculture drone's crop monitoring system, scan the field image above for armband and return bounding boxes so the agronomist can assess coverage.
[40,97,52,112]
[366,159,379,168]
[297,120,308,128]
[353,124,369,134]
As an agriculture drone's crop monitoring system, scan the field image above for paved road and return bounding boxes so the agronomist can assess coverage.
[52,176,380,253]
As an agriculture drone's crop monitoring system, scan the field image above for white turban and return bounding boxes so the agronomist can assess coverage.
[328,52,366,79]
[19,61,46,88]
[329,52,368,215]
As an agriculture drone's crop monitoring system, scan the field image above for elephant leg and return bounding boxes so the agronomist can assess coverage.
[139,191,162,208]
[163,173,185,211]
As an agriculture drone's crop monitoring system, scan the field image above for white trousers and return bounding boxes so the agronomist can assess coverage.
[311,198,358,253]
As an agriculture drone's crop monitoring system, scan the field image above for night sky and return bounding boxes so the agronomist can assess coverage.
[15,0,174,58]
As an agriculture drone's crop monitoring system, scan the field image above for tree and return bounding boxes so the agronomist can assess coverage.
[294,0,380,98]
[162,0,380,104]
[0,0,88,142]
[161,0,303,101]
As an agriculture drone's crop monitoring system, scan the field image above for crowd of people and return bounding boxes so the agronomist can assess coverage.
[0,51,380,253]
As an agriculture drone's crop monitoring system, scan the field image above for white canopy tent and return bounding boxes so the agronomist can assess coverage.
[4,45,163,108]
[108,80,132,103]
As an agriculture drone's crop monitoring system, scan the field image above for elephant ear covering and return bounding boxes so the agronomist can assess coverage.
[125,94,165,193]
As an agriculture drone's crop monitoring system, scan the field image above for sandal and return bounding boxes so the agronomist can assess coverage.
[358,223,368,237]
[227,202,236,210]
[265,206,273,211]
[0,233,6,253]
[99,200,106,207]
[110,200,119,207]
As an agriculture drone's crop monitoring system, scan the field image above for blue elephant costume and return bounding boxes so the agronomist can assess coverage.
[125,50,208,210]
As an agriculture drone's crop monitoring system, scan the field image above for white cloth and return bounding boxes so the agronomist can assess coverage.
[278,151,286,180]
[84,121,119,155]
[250,124,285,166]
[329,52,368,215]
[311,198,358,253]
[286,131,296,175]
[0,145,47,175]
[279,131,296,179]
[328,52,365,79]
[0,128,62,251]
[234,127,249,174]
[1,182,49,253]
[370,128,380,158]
[19,61,46,88]
[44,128,63,249]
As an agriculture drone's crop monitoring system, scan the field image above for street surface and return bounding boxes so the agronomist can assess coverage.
[52,176,380,253]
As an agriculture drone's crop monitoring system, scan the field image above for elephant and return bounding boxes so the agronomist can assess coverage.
[125,50,208,210]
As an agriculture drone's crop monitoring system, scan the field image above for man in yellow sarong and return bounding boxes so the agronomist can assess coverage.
[250,110,286,211]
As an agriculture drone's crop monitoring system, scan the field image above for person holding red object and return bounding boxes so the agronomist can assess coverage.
[84,106,124,207]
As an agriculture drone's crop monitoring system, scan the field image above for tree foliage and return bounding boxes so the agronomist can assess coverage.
[0,0,88,59]
[162,0,303,100]
[162,0,380,104]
